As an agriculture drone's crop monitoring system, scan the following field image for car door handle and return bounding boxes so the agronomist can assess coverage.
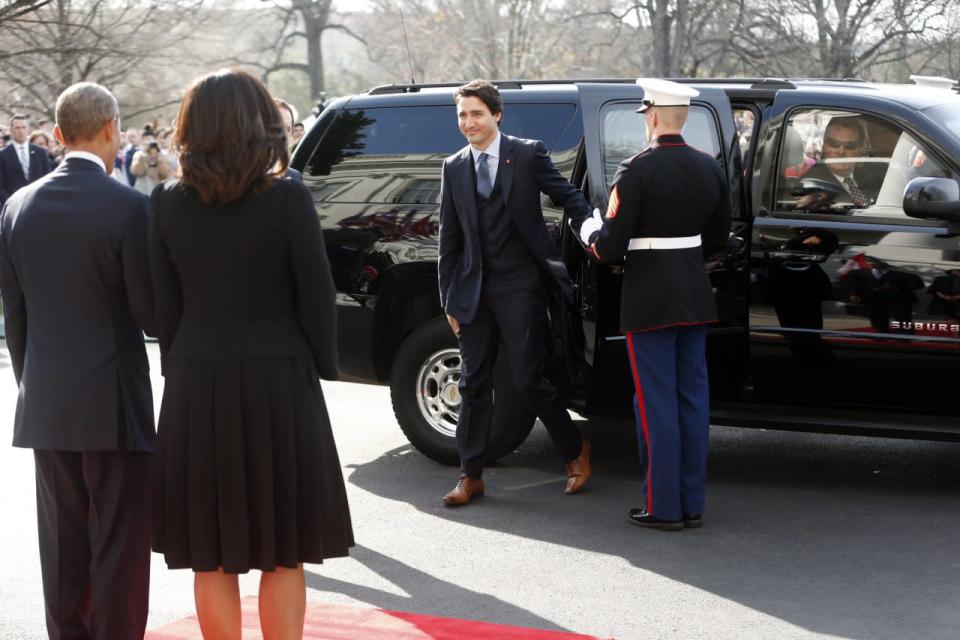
[765,250,827,263]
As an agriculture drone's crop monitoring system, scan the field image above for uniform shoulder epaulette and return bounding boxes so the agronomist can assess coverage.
[625,146,656,167]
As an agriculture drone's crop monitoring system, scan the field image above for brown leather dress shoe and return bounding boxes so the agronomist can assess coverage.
[564,439,592,495]
[442,474,485,507]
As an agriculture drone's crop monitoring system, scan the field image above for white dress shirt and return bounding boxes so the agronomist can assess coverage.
[470,131,501,186]
[63,150,106,174]
[14,142,30,178]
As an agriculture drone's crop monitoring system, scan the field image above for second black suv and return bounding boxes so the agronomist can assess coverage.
[292,78,960,464]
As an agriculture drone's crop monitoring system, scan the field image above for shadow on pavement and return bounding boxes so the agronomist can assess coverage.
[304,545,576,634]
[346,421,960,640]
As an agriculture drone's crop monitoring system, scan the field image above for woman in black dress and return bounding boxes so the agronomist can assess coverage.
[149,69,353,639]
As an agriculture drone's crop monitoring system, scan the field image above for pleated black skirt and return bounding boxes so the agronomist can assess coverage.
[152,355,354,573]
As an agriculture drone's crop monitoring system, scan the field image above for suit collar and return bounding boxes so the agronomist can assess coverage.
[63,151,106,173]
[469,130,501,162]
[454,135,516,207]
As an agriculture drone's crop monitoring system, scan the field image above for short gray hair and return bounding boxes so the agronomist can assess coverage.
[55,82,119,143]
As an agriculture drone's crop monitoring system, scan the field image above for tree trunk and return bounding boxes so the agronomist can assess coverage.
[307,20,324,99]
[649,0,674,76]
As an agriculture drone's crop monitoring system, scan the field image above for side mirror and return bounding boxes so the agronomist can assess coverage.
[903,177,960,222]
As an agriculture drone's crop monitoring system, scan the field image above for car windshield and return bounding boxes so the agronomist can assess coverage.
[926,102,960,143]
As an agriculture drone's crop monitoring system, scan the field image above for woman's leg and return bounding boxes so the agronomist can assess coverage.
[194,569,241,640]
[259,564,306,640]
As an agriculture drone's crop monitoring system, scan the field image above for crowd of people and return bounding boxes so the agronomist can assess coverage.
[0,108,308,201]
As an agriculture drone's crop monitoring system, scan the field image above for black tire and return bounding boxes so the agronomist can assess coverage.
[390,317,536,465]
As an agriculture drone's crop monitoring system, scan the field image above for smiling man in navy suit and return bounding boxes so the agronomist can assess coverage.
[437,80,592,506]
[0,114,54,206]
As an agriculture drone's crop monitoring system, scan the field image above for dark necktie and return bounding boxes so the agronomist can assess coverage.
[476,152,492,199]
[843,176,867,207]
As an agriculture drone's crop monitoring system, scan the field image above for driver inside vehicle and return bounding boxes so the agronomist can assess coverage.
[793,115,882,213]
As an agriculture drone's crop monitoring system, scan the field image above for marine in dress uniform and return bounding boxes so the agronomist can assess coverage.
[577,79,731,530]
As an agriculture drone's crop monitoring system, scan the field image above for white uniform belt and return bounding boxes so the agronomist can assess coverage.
[628,235,701,250]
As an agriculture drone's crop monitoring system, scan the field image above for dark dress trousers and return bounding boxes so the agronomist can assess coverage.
[149,178,353,573]
[585,134,731,521]
[0,156,155,639]
[0,142,55,205]
[438,135,590,477]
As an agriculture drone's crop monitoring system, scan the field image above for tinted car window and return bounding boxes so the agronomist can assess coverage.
[305,104,578,204]
[774,108,949,219]
[601,102,721,187]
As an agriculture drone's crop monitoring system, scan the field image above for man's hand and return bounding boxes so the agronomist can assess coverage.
[446,314,460,336]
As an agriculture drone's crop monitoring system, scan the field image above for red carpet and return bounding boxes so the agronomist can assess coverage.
[146,596,609,639]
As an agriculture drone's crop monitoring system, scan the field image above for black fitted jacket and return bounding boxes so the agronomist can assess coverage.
[149,178,339,380]
[589,134,731,332]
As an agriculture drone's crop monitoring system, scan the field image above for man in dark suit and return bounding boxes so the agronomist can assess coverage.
[437,80,592,506]
[794,115,883,212]
[0,114,54,206]
[0,82,155,639]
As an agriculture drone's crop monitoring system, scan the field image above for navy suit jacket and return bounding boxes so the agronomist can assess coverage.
[0,157,156,451]
[437,134,589,324]
[0,143,54,205]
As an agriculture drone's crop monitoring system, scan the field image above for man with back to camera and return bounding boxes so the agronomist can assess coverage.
[0,114,54,206]
[0,82,156,638]
[437,80,592,506]
[576,79,731,530]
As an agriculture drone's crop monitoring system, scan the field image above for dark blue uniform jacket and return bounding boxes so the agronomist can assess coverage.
[588,134,731,332]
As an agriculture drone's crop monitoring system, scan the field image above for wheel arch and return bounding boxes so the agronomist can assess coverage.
[371,262,444,382]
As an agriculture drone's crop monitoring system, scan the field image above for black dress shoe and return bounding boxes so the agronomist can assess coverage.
[627,508,683,531]
[682,513,703,529]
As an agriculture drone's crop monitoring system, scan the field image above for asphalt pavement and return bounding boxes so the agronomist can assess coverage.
[0,342,958,639]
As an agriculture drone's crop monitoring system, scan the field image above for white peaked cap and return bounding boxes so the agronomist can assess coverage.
[635,78,700,112]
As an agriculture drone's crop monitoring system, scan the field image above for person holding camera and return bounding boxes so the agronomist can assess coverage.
[129,138,172,195]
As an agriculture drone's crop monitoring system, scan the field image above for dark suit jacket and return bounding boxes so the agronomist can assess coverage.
[437,134,589,324]
[799,162,883,209]
[0,157,156,451]
[0,143,54,205]
[149,178,339,380]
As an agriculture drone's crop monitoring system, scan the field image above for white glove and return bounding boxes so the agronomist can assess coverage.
[579,207,603,245]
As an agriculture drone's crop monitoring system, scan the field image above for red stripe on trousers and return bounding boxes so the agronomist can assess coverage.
[625,333,654,514]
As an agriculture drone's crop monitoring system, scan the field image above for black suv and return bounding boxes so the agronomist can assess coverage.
[291,78,960,464]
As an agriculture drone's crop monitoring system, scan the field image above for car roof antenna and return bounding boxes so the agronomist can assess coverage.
[400,8,416,85]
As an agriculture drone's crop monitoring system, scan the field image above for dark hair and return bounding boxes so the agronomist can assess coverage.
[11,113,28,124]
[146,140,160,151]
[273,98,297,126]
[454,80,503,118]
[174,69,288,206]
